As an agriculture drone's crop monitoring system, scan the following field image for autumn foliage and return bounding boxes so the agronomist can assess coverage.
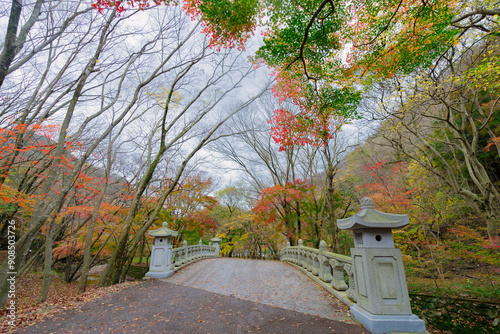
[92,0,260,50]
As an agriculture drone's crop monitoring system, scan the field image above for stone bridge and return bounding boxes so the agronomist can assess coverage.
[143,197,428,334]
[21,198,428,334]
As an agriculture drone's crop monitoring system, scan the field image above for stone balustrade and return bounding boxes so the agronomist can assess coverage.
[171,240,218,271]
[279,239,356,303]
[280,198,427,334]
[145,224,221,279]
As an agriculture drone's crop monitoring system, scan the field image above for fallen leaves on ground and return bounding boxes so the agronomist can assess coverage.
[0,272,139,333]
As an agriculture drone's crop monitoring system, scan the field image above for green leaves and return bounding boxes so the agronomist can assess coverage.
[257,0,344,75]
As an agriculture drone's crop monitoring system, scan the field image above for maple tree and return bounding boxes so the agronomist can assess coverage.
[214,97,357,250]
[164,175,218,245]
[210,185,285,259]
[268,100,359,252]
[89,1,499,147]
[360,160,416,213]
[210,185,249,256]
[252,179,315,245]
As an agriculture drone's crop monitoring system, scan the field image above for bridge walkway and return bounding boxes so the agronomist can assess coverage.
[166,258,354,322]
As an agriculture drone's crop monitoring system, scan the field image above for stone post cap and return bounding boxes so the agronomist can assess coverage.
[337,197,409,230]
[198,239,203,245]
[148,222,179,237]
[360,197,374,209]
[183,240,188,246]
[298,239,304,247]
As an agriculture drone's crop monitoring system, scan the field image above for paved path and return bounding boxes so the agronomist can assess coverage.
[18,258,369,334]
[166,258,353,322]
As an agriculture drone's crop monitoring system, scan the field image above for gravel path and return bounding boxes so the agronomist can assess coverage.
[166,258,353,322]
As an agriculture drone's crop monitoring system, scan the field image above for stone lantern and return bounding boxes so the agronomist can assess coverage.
[211,236,221,257]
[145,222,178,279]
[337,197,426,334]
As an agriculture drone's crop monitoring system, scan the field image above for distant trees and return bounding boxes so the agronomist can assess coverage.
[212,96,358,252]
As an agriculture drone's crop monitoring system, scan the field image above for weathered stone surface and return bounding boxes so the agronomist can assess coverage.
[145,226,175,278]
[351,247,412,315]
[338,197,426,333]
[337,197,409,233]
[351,305,426,334]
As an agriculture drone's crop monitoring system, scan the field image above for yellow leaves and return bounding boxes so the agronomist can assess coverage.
[147,88,183,109]
[449,0,460,9]
[460,50,500,90]
[388,121,404,133]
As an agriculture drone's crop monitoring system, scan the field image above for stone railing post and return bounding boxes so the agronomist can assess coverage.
[183,240,188,264]
[330,259,348,291]
[312,254,319,276]
[145,223,178,279]
[318,241,332,283]
[173,249,180,268]
[337,197,426,334]
[211,237,221,257]
[297,239,304,267]
[288,242,292,262]
[344,263,357,302]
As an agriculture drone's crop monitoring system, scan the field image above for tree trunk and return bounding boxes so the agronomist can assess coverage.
[0,0,22,90]
[138,236,145,265]
[78,189,106,293]
[38,219,56,303]
[484,199,499,238]
[324,146,338,253]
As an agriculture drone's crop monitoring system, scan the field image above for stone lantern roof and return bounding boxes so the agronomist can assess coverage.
[148,222,179,237]
[337,197,409,230]
[211,236,221,242]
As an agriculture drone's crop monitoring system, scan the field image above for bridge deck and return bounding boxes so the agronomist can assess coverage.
[167,258,353,322]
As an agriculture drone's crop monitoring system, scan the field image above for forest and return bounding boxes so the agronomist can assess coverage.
[0,0,498,329]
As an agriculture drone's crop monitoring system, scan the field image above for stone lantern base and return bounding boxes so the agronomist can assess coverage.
[351,305,427,334]
[145,269,174,279]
